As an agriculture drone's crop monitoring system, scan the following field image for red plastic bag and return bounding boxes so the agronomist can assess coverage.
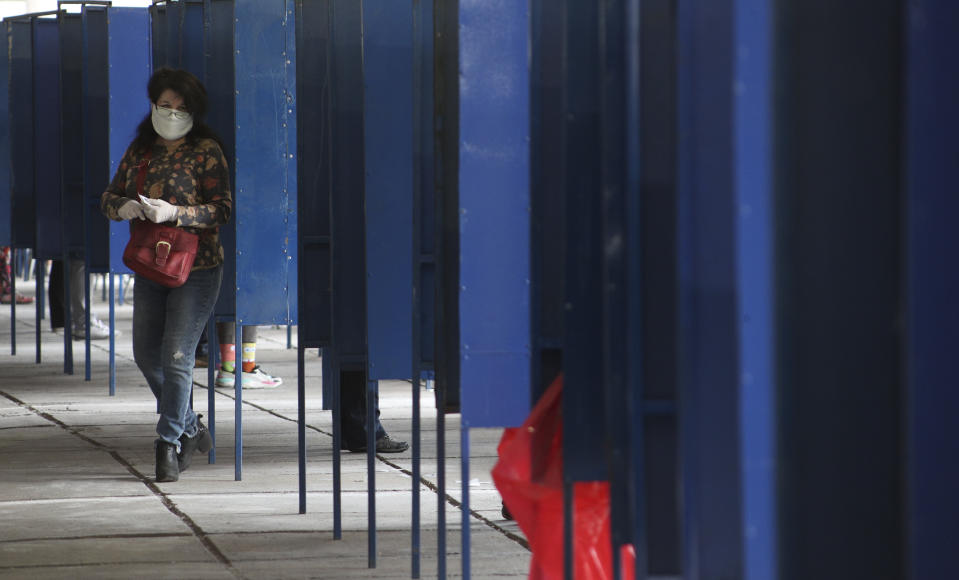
[491,375,614,579]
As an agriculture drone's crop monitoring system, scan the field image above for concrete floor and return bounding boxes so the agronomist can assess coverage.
[0,274,530,579]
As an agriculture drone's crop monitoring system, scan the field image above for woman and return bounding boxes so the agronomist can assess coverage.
[100,68,232,482]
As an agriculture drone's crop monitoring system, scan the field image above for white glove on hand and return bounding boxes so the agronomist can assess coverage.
[141,197,180,224]
[117,200,145,221]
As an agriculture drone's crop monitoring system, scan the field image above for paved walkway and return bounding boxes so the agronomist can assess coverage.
[0,274,530,579]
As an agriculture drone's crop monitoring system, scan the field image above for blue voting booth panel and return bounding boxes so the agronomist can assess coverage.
[363,0,413,381]
[676,1,744,576]
[905,3,959,577]
[529,0,565,402]
[152,0,204,78]
[60,13,85,255]
[413,0,435,369]
[81,6,111,273]
[330,0,366,360]
[775,2,903,577]
[233,0,297,326]
[637,2,682,571]
[150,3,169,71]
[0,24,10,246]
[106,9,150,274]
[9,19,35,250]
[180,0,205,78]
[33,17,62,260]
[561,0,607,481]
[294,0,332,347]
[457,0,530,429]
[205,0,237,319]
[734,1,777,579]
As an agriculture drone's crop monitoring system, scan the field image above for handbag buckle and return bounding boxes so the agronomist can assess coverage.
[155,240,172,266]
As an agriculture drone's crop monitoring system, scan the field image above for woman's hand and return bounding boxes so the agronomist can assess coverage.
[117,200,146,221]
[141,198,180,224]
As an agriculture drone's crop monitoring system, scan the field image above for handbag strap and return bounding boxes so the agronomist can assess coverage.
[136,150,152,198]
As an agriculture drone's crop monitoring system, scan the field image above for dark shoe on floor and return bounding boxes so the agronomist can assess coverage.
[502,502,513,521]
[177,417,213,472]
[376,435,409,453]
[155,440,180,482]
[345,435,409,454]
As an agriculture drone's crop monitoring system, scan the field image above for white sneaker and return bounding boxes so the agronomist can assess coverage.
[73,318,116,340]
[215,366,283,389]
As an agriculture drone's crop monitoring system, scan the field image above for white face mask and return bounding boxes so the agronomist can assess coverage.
[151,104,194,141]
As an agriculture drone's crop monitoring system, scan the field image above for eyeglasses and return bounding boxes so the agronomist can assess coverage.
[155,105,192,120]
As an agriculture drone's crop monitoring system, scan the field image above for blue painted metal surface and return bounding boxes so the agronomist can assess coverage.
[233,0,297,327]
[457,0,530,429]
[204,0,237,320]
[9,19,35,250]
[676,1,744,577]
[774,2,903,578]
[411,1,434,574]
[597,1,644,576]
[60,13,84,257]
[363,0,413,383]
[562,0,606,483]
[33,17,63,261]
[180,0,205,78]
[106,8,150,275]
[0,22,9,246]
[294,0,332,351]
[733,1,777,579]
[330,0,366,360]
[529,0,565,403]
[150,2,169,70]
[81,5,110,276]
[904,1,959,578]
[633,1,683,574]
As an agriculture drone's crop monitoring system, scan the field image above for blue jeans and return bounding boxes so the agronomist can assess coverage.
[133,266,222,449]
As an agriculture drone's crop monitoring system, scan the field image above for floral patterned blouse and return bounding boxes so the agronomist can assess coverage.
[100,137,232,270]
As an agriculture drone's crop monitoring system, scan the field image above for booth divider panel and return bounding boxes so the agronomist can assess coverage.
[733,1,777,578]
[180,0,205,79]
[233,0,296,326]
[33,18,62,260]
[205,0,237,319]
[107,8,150,273]
[330,0,366,359]
[529,0,565,402]
[457,0,530,429]
[413,0,435,368]
[9,20,35,250]
[363,0,413,382]
[294,0,332,347]
[637,0,682,572]
[0,24,11,245]
[60,13,85,255]
[150,3,168,71]
[561,0,606,480]
[80,6,110,273]
[905,3,959,576]
[773,1,903,576]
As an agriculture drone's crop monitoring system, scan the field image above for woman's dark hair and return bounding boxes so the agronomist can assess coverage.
[130,67,224,152]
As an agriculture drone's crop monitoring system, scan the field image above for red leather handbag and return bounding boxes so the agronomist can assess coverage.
[121,151,199,288]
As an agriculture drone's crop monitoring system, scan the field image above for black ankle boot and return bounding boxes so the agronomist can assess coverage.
[177,417,213,472]
[155,440,180,482]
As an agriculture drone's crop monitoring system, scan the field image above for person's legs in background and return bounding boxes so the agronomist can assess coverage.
[68,259,111,340]
[0,247,33,304]
[48,259,66,332]
[340,368,409,453]
[214,323,283,389]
